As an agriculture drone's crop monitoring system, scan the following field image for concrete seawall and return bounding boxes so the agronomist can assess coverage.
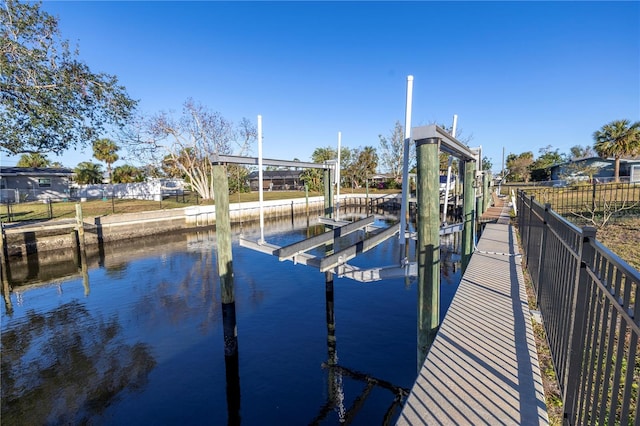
[3,193,401,257]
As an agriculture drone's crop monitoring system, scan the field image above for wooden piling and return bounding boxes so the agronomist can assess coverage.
[0,223,12,313]
[462,160,476,272]
[75,203,86,253]
[223,300,240,425]
[305,183,309,218]
[323,167,334,219]
[476,172,484,223]
[74,203,90,295]
[325,272,337,400]
[212,162,240,409]
[483,172,490,213]
[415,136,441,368]
[213,164,235,305]
[476,192,483,229]
[213,163,241,424]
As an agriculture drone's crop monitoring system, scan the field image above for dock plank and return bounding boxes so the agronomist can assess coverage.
[397,207,548,425]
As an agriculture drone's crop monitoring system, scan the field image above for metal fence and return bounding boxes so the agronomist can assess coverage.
[517,191,639,425]
[518,182,640,220]
[0,191,201,223]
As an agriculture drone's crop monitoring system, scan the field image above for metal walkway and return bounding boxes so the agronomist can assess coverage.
[397,204,549,425]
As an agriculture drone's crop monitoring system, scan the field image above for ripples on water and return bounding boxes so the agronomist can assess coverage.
[1,213,461,425]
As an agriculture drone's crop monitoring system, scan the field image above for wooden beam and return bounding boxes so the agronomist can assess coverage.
[276,216,374,260]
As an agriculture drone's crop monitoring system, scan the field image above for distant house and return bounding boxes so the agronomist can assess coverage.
[369,173,394,187]
[549,157,640,183]
[248,170,305,191]
[0,167,74,203]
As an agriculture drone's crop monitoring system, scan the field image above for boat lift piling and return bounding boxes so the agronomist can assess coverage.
[462,159,476,272]
[74,203,90,295]
[0,223,12,313]
[414,135,441,367]
[411,123,480,364]
[212,163,238,356]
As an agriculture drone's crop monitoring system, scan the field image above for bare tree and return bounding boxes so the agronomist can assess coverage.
[344,146,378,190]
[570,195,638,228]
[378,121,409,180]
[124,99,255,200]
[569,144,595,160]
[379,120,472,181]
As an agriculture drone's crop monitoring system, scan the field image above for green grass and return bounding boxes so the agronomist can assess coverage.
[591,216,640,271]
[0,188,400,223]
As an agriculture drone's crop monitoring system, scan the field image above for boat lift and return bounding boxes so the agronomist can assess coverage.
[217,76,481,284]
[234,123,478,283]
[211,76,484,373]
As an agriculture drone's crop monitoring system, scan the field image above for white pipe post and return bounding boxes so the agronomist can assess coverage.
[258,115,265,244]
[399,75,414,245]
[336,131,341,220]
[451,114,458,139]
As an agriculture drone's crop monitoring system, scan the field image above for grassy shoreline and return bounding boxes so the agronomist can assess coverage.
[2,189,636,269]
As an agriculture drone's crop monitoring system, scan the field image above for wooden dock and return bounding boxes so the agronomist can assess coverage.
[397,203,549,425]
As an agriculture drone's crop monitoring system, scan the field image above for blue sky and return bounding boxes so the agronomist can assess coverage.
[2,1,638,173]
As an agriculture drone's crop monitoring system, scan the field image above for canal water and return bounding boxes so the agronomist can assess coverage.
[1,212,462,425]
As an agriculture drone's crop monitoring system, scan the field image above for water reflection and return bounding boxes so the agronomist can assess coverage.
[1,207,463,425]
[309,272,410,425]
[223,301,241,426]
[0,301,156,424]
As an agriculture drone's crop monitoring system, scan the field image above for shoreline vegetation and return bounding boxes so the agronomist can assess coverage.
[2,186,636,270]
[0,188,401,223]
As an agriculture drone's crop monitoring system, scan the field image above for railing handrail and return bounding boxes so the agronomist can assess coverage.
[516,189,639,425]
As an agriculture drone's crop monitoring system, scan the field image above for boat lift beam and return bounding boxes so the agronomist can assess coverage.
[411,124,478,163]
[319,225,399,272]
[239,220,403,282]
[276,215,375,261]
[212,154,331,170]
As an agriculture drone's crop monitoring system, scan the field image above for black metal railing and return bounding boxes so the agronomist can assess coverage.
[517,190,639,425]
[522,181,640,220]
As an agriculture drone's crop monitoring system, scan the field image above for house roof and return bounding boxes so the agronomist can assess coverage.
[550,156,640,170]
[0,166,74,176]
[370,173,392,179]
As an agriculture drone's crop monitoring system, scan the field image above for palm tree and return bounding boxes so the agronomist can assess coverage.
[593,119,640,182]
[93,138,120,183]
[16,153,50,168]
[112,164,145,183]
[74,162,104,184]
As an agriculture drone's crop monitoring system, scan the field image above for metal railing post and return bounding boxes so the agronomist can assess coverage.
[517,190,524,240]
[535,203,551,307]
[525,195,535,266]
[563,226,596,424]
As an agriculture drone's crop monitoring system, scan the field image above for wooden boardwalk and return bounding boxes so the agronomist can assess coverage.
[397,201,549,425]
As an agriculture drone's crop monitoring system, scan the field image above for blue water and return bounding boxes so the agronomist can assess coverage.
[1,215,461,425]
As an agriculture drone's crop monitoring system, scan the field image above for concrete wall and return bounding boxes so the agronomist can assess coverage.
[73,179,184,201]
[3,193,401,257]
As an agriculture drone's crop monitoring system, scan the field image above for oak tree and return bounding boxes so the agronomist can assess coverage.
[0,0,137,155]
